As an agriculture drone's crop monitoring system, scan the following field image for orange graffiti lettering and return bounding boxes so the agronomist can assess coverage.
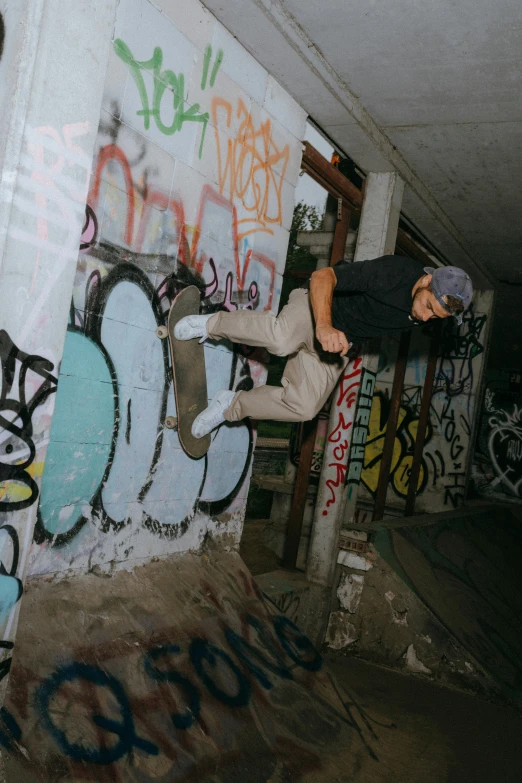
[212,97,289,240]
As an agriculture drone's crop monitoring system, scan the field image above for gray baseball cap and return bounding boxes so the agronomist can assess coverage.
[423,266,473,326]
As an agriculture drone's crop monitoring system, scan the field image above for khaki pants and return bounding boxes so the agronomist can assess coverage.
[207,288,348,422]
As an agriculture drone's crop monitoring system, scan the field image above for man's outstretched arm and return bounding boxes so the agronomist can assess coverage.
[309,267,350,356]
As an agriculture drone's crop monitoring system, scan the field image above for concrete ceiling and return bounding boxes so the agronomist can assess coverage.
[203,0,522,294]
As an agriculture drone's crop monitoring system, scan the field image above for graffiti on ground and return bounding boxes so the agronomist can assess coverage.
[1,570,395,777]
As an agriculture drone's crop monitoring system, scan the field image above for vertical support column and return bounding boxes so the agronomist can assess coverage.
[283,200,352,571]
[355,172,404,259]
[306,172,404,588]
[0,0,118,702]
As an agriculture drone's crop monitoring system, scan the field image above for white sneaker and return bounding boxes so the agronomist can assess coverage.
[174,313,213,342]
[191,390,236,439]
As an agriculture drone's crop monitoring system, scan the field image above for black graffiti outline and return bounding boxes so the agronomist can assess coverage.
[0,330,57,512]
[360,389,432,500]
[0,12,5,61]
[37,243,255,545]
[79,204,98,250]
[435,306,486,400]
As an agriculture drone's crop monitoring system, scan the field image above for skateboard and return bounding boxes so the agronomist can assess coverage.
[157,286,211,459]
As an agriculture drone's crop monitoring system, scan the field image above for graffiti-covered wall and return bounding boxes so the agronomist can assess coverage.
[28,0,306,577]
[346,291,493,515]
[472,370,522,502]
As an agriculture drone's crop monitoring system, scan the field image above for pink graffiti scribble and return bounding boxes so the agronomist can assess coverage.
[80,205,98,250]
[222,272,239,312]
[319,358,363,517]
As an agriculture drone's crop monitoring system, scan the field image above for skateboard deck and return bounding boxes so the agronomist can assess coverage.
[166,286,211,459]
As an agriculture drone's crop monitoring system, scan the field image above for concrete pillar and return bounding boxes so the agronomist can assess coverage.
[0,0,118,701]
[355,172,404,259]
[305,172,404,588]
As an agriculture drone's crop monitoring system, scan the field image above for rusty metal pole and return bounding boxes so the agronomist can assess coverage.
[282,419,318,569]
[405,322,442,516]
[372,330,411,521]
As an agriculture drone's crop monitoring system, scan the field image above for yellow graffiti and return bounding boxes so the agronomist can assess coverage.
[0,460,45,504]
[361,394,426,498]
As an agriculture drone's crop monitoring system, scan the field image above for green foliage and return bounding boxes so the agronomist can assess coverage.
[285,201,324,273]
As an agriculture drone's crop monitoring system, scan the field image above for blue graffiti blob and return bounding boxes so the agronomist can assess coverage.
[273,616,323,672]
[189,638,250,708]
[0,575,22,626]
[0,524,23,624]
[35,662,158,763]
[144,644,201,729]
[0,706,21,751]
[225,614,293,690]
[39,330,116,537]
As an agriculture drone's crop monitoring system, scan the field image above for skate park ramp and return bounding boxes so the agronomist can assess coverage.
[1,544,522,781]
[1,548,402,782]
[371,503,522,704]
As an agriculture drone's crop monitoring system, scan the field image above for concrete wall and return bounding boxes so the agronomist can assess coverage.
[27,0,306,578]
[0,0,118,701]
[472,369,522,503]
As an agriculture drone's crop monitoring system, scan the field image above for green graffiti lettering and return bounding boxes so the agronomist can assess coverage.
[114,39,218,158]
[201,44,223,90]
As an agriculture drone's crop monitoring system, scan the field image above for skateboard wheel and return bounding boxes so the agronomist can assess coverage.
[164,416,178,430]
[156,325,168,339]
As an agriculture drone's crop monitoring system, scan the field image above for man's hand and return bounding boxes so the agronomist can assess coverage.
[316,324,350,356]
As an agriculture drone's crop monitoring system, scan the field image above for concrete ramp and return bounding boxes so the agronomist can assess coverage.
[372,504,522,703]
[1,548,395,782]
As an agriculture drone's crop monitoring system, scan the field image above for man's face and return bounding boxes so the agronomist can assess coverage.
[411,282,451,322]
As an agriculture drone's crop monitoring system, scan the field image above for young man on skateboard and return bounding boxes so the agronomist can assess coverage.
[174,256,473,439]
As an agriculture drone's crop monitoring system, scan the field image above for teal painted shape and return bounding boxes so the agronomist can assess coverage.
[0,574,21,624]
[39,330,115,536]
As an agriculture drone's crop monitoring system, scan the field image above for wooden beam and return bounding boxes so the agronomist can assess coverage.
[302,142,362,210]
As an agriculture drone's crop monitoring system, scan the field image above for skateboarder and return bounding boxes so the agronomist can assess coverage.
[174,255,473,439]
